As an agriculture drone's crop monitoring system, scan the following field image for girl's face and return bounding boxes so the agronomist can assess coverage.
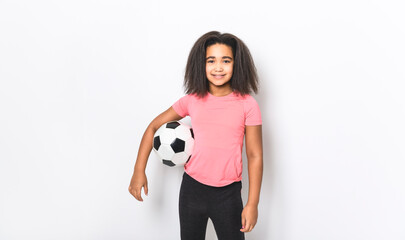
[205,43,234,90]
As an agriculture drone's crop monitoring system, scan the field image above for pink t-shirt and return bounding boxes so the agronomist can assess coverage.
[172,91,262,187]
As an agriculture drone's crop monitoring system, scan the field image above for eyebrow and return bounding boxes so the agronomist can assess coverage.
[206,56,233,60]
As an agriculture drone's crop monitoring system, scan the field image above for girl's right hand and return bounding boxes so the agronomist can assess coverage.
[128,106,182,202]
[128,171,148,202]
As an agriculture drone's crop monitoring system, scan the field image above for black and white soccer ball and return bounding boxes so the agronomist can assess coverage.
[152,121,194,167]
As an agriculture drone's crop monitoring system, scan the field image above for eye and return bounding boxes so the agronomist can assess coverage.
[207,60,214,63]
[223,60,231,63]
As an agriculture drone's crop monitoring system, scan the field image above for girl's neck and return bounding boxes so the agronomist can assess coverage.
[208,85,233,97]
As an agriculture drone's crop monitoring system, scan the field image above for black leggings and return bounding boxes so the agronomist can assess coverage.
[179,172,245,240]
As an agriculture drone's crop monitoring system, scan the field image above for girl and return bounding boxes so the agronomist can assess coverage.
[129,31,263,240]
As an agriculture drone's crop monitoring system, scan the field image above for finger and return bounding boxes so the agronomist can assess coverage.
[131,188,138,200]
[242,220,252,232]
[138,187,144,201]
[135,187,143,201]
[240,215,246,232]
[144,183,148,196]
[241,223,251,232]
[241,220,249,232]
[248,221,257,232]
[241,227,249,232]
[251,222,256,231]
[128,186,137,199]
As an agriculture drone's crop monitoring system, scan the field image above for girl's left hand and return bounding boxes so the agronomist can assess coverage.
[240,204,258,232]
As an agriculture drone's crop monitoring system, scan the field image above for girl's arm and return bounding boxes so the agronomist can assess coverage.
[129,106,183,201]
[241,125,263,232]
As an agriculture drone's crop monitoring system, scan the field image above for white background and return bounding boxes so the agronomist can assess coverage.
[1,0,404,239]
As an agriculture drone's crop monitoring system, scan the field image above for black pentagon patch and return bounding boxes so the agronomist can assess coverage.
[166,121,180,129]
[163,160,175,167]
[171,138,185,153]
[190,128,194,138]
[153,136,161,150]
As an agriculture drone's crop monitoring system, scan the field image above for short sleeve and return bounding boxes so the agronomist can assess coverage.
[244,96,262,126]
[172,94,191,118]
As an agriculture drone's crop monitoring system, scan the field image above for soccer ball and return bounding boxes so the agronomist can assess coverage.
[152,121,194,167]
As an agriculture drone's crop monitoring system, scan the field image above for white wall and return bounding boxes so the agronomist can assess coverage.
[1,0,404,239]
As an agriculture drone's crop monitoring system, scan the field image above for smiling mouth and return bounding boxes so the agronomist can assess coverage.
[212,74,226,79]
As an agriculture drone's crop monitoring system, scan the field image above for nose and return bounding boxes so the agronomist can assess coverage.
[214,63,223,72]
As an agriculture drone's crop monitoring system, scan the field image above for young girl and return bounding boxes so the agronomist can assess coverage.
[129,31,263,240]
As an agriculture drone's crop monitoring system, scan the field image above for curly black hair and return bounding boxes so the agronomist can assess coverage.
[184,31,259,98]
